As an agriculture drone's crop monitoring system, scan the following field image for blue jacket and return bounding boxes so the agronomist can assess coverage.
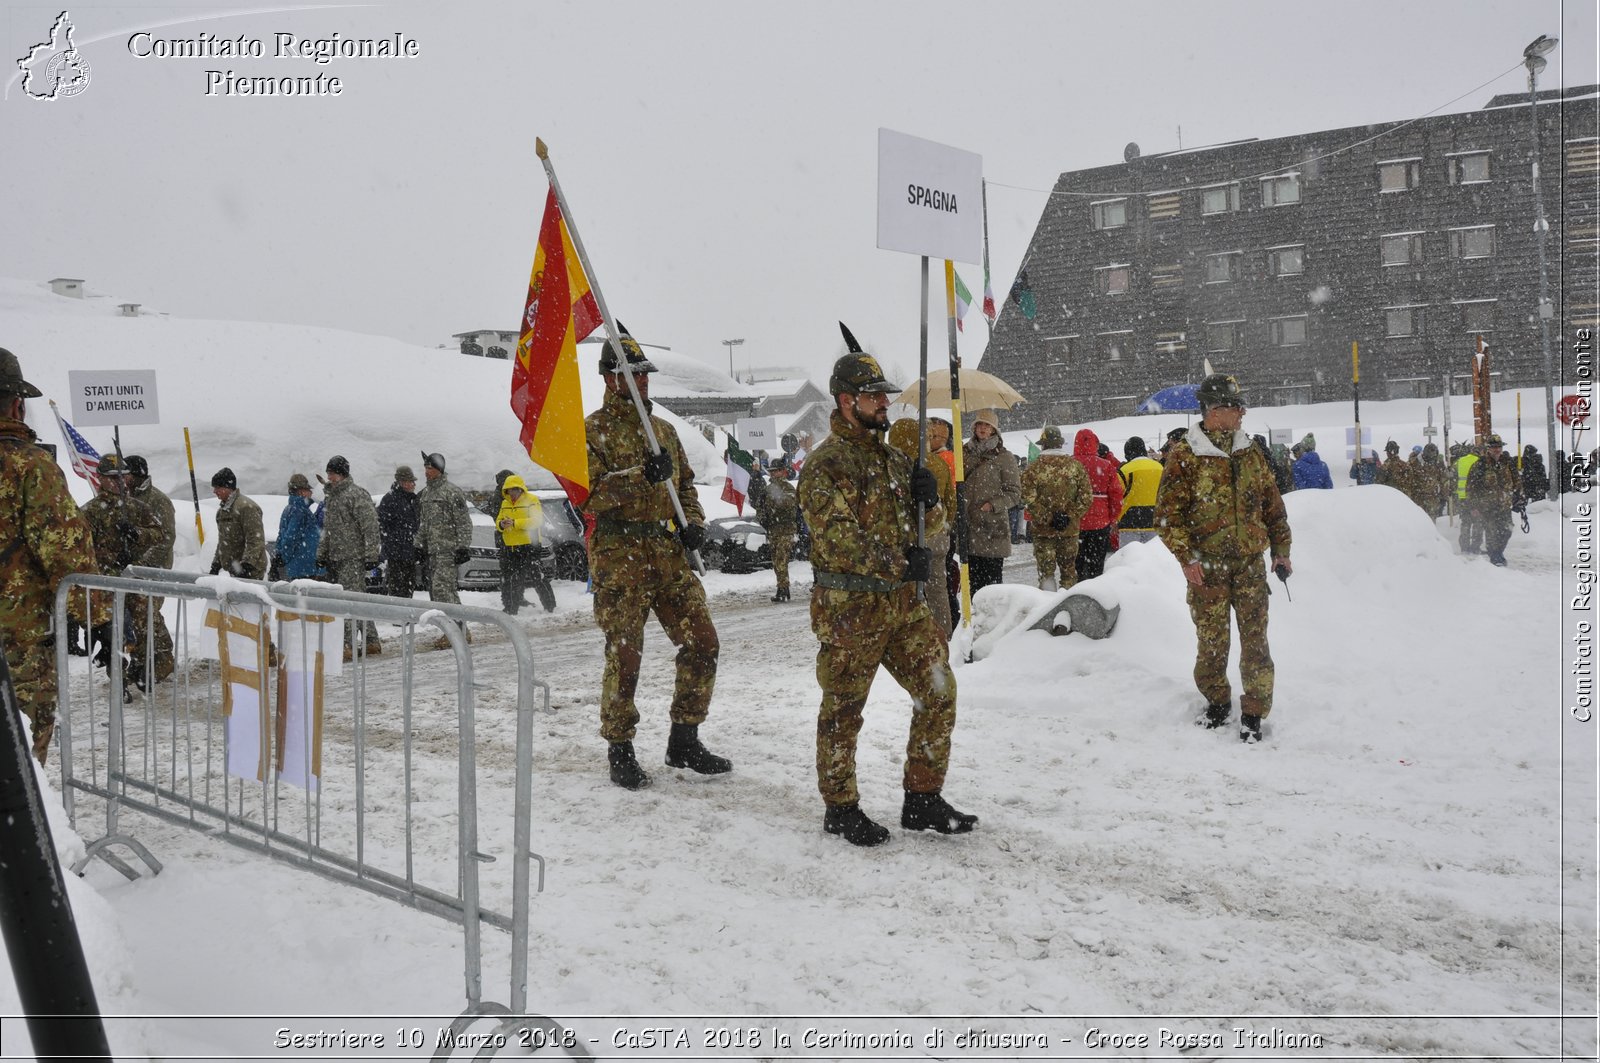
[277,493,323,579]
[1293,450,1333,490]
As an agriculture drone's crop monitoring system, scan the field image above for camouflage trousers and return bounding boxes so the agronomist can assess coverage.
[1476,505,1513,559]
[4,624,57,763]
[592,537,719,743]
[770,530,795,593]
[128,594,175,683]
[1031,531,1079,589]
[1186,554,1275,718]
[924,530,952,637]
[331,559,379,645]
[424,554,461,605]
[1458,506,1483,552]
[810,584,957,805]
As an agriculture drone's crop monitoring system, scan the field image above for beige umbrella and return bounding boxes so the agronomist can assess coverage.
[895,368,1026,411]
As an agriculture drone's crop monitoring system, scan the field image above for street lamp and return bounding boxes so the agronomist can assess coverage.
[1525,33,1559,499]
[722,337,745,379]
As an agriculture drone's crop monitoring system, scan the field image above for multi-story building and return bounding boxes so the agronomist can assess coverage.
[981,85,1598,421]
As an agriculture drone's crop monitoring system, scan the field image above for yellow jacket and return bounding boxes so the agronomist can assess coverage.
[496,475,544,547]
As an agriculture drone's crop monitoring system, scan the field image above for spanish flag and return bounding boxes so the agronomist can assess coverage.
[512,187,602,506]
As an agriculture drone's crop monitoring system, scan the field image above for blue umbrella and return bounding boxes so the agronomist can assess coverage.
[1136,383,1200,414]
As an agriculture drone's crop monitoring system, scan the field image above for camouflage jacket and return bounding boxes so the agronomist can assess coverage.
[1020,450,1092,540]
[1376,455,1414,497]
[320,477,382,566]
[414,473,473,556]
[1466,452,1523,512]
[1156,425,1291,564]
[0,417,102,638]
[582,389,704,530]
[82,490,164,575]
[756,476,800,534]
[131,480,176,567]
[798,410,922,585]
[212,491,268,579]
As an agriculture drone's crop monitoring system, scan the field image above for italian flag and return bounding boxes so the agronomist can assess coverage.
[722,434,758,514]
[954,271,972,332]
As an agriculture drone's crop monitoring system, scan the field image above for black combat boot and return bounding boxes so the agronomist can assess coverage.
[1239,713,1263,743]
[823,803,891,847]
[607,742,651,790]
[901,790,978,834]
[1200,702,1230,729]
[771,587,790,602]
[664,723,732,774]
[125,659,149,694]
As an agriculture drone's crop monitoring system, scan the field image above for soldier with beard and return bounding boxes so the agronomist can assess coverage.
[582,336,727,791]
[798,338,976,847]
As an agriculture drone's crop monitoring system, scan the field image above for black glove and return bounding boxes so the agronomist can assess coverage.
[66,619,88,657]
[909,467,940,508]
[1050,512,1072,531]
[90,624,114,669]
[903,545,933,582]
[452,546,471,566]
[643,451,674,484]
[209,559,222,576]
[678,524,705,552]
[116,541,137,569]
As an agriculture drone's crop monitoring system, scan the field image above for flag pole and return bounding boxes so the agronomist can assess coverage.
[1351,341,1362,470]
[535,138,702,572]
[980,182,994,345]
[912,258,929,603]
[944,258,971,631]
[183,427,205,545]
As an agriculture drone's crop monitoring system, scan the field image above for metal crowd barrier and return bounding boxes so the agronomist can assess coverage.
[52,568,588,1059]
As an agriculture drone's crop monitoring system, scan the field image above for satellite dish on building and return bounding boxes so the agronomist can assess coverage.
[1123,142,1141,162]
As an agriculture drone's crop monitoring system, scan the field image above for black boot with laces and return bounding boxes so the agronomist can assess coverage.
[607,741,651,790]
[901,790,978,834]
[1239,713,1263,743]
[664,723,732,774]
[1200,702,1230,729]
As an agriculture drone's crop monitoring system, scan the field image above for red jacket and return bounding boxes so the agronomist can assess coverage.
[1073,429,1125,531]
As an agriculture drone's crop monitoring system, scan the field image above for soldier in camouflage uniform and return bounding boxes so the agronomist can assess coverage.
[0,349,104,762]
[1156,374,1292,744]
[582,337,728,790]
[1020,425,1092,591]
[208,468,268,579]
[1417,442,1453,519]
[1466,433,1523,567]
[1375,440,1415,500]
[756,457,800,602]
[798,346,976,847]
[82,454,166,697]
[413,451,473,608]
[317,455,383,653]
[125,454,177,688]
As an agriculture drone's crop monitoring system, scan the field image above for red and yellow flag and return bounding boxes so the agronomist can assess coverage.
[512,187,602,506]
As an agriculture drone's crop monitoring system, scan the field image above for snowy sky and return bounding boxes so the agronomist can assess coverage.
[3,0,1596,386]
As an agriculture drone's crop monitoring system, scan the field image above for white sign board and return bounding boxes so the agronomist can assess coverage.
[68,370,160,427]
[1269,428,1294,448]
[876,128,983,264]
[736,417,780,458]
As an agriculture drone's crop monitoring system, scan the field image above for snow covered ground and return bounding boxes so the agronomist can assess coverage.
[2,279,1594,1060]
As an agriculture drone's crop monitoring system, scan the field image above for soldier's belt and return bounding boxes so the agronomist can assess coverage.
[595,517,675,538]
[814,570,903,593]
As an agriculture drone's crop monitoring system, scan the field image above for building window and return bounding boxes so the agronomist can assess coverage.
[1102,395,1138,418]
[1385,306,1426,338]
[1448,152,1491,184]
[1100,331,1132,361]
[1448,226,1496,259]
[1386,377,1430,399]
[1147,192,1180,222]
[1205,320,1241,353]
[1200,182,1240,215]
[1153,331,1188,356]
[1378,158,1422,192]
[1091,199,1128,230]
[1203,251,1242,284]
[1267,245,1304,277]
[1455,300,1496,332]
[1271,385,1314,406]
[1043,335,1077,368]
[1269,316,1308,346]
[1095,265,1130,295]
[1260,173,1301,207]
[1380,232,1424,267]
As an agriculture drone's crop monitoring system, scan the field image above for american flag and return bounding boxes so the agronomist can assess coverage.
[49,401,101,491]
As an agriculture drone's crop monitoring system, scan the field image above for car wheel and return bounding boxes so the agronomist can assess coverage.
[554,543,589,583]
